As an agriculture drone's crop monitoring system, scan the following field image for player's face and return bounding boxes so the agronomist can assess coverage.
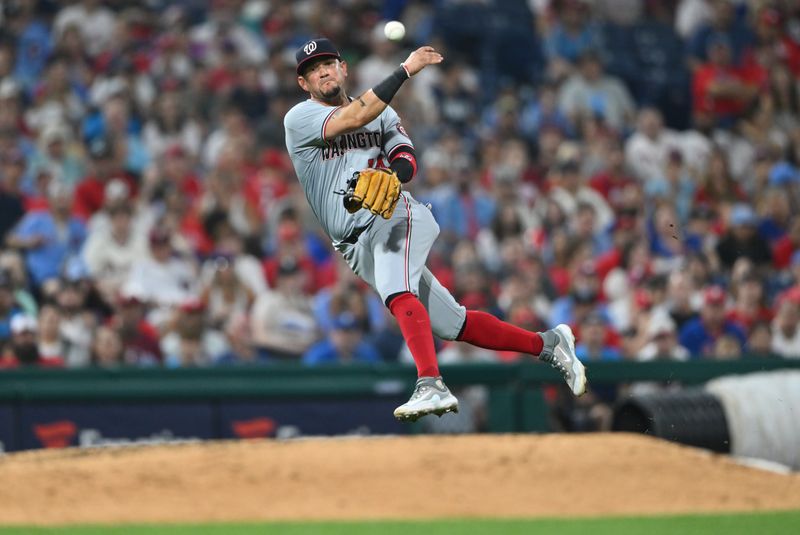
[298,58,348,101]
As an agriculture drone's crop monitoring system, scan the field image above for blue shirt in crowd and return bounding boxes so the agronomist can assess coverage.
[303,339,382,366]
[678,317,747,358]
[12,212,86,286]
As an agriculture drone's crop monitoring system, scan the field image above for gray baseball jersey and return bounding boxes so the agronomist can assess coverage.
[284,98,466,340]
[284,99,413,245]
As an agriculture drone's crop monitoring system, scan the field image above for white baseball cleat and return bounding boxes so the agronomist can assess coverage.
[539,324,587,396]
[393,376,459,422]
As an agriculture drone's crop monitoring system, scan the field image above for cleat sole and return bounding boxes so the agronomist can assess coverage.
[394,402,458,423]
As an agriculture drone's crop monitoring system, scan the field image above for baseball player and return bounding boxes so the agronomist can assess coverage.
[284,38,586,422]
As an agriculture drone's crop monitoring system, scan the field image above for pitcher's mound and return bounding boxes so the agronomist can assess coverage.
[1,433,798,525]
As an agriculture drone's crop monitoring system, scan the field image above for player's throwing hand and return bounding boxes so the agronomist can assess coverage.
[402,46,443,76]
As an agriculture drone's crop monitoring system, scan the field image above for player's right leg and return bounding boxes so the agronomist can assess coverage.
[368,195,459,421]
[337,201,457,422]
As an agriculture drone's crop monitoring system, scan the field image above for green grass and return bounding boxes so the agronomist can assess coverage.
[1,511,798,535]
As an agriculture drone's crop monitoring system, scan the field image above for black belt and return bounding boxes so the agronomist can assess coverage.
[341,221,374,245]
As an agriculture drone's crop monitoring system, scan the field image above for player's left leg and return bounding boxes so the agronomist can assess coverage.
[416,269,587,397]
[455,311,586,396]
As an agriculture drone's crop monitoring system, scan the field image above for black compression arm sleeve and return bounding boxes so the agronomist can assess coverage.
[389,146,417,183]
[373,65,410,104]
[391,156,414,183]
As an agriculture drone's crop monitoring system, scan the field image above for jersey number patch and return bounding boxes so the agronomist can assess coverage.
[368,157,387,169]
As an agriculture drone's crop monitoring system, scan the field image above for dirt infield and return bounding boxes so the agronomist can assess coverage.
[0,433,798,525]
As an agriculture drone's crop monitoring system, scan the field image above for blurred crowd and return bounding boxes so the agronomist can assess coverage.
[0,0,799,399]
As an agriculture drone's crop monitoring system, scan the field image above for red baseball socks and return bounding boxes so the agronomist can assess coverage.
[388,292,440,378]
[457,310,544,355]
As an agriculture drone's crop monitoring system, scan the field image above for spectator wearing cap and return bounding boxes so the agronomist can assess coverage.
[679,285,746,357]
[548,157,614,232]
[743,7,800,78]
[302,312,381,366]
[53,0,116,58]
[7,181,87,288]
[575,312,621,362]
[629,312,689,396]
[687,0,754,67]
[90,325,124,367]
[37,303,67,364]
[771,296,800,359]
[715,203,772,270]
[250,257,319,361]
[665,271,700,330]
[206,221,267,296]
[82,201,148,304]
[263,220,326,294]
[549,260,605,329]
[638,312,690,362]
[543,0,599,71]
[199,252,255,331]
[0,149,27,243]
[87,177,151,248]
[97,95,150,175]
[215,313,262,366]
[155,144,203,205]
[73,136,137,221]
[588,141,636,212]
[108,292,162,366]
[726,271,773,334]
[692,32,759,126]
[123,227,199,315]
[557,50,636,133]
[624,108,682,183]
[26,54,86,132]
[28,123,85,187]
[142,91,203,161]
[0,314,63,369]
[161,298,228,367]
[644,149,696,226]
[51,277,94,366]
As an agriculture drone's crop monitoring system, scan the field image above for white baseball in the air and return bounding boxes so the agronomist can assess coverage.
[384,20,406,41]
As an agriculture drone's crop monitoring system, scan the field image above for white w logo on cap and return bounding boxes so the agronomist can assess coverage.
[303,41,317,55]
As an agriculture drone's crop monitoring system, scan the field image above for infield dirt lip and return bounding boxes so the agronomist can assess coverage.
[1,433,799,526]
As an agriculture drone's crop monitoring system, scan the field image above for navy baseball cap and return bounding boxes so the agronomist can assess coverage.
[295,38,341,76]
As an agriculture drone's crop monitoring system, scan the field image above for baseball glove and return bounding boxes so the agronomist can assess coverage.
[343,168,402,219]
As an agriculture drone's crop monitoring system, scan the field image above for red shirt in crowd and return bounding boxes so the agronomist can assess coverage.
[772,235,798,270]
[726,307,774,333]
[692,64,758,118]
[589,171,636,210]
[73,174,138,220]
